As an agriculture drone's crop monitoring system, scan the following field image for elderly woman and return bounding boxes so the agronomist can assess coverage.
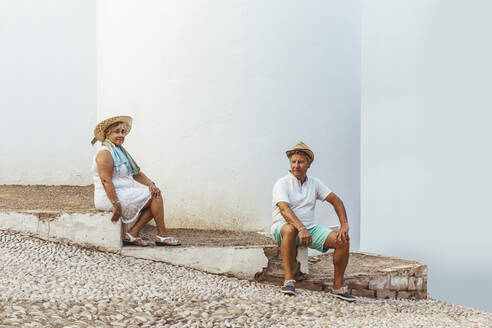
[91,115,180,246]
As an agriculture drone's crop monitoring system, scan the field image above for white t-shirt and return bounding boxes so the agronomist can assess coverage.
[271,172,332,234]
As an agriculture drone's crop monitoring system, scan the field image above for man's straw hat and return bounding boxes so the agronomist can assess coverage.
[286,141,314,162]
[92,115,133,144]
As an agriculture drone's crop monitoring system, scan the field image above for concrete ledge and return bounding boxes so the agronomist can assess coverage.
[0,210,308,281]
[0,211,121,252]
[0,207,426,300]
[121,246,272,280]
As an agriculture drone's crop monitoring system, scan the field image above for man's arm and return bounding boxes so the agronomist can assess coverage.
[277,201,312,246]
[325,192,350,244]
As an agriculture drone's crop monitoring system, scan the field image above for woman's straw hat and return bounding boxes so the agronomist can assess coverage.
[285,141,314,162]
[92,115,133,144]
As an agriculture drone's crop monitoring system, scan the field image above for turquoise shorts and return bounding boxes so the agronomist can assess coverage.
[273,224,333,253]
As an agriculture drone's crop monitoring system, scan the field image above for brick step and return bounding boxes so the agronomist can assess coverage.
[255,247,428,300]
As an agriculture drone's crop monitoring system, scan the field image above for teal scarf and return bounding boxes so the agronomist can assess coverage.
[102,138,140,175]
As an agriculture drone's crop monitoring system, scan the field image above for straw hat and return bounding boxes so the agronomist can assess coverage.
[92,115,133,144]
[286,141,314,162]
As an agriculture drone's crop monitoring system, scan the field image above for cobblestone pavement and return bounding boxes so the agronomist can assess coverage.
[1,230,491,328]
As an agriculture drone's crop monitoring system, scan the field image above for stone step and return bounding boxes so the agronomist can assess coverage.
[257,249,428,300]
[0,183,428,300]
[0,210,305,282]
[0,210,121,252]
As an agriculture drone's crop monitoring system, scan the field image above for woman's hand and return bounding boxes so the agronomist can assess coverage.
[149,182,161,199]
[111,203,122,222]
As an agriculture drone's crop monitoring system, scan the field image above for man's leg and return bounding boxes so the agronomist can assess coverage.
[280,224,299,281]
[323,232,350,290]
[277,223,299,295]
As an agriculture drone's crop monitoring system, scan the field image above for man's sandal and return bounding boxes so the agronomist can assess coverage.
[123,232,149,247]
[332,286,356,302]
[281,280,297,296]
[155,235,181,246]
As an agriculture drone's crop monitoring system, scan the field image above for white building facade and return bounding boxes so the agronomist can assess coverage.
[361,0,492,312]
[0,0,96,185]
[96,0,361,243]
[1,0,360,246]
[4,0,491,312]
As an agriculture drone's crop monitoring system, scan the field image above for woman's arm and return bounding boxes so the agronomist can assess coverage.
[96,150,121,222]
[134,172,161,199]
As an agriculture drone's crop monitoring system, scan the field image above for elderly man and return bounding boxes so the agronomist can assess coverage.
[271,141,355,301]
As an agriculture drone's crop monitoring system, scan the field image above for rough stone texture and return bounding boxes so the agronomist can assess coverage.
[255,246,309,282]
[377,289,396,299]
[411,265,428,277]
[397,291,413,300]
[408,277,423,291]
[351,289,376,298]
[1,230,490,328]
[263,246,280,258]
[346,276,370,289]
[390,276,409,291]
[295,280,324,291]
[140,225,276,247]
[369,275,390,290]
[0,185,95,213]
[257,252,428,300]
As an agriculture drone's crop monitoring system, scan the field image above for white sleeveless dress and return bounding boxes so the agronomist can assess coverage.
[92,145,151,224]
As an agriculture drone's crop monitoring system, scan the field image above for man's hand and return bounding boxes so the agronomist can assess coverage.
[299,228,312,246]
[110,203,122,223]
[149,183,161,199]
[336,224,350,244]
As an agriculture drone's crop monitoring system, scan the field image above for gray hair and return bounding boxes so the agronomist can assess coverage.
[288,150,312,163]
[104,121,129,138]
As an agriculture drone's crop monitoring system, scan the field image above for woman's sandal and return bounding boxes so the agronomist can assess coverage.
[155,235,181,246]
[123,232,149,247]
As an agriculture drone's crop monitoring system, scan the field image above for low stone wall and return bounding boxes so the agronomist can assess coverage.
[256,248,428,300]
[344,263,428,300]
[122,245,271,280]
[255,246,309,281]
[0,211,122,252]
[0,211,296,281]
[1,208,426,300]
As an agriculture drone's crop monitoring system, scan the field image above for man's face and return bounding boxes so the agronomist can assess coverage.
[290,154,311,180]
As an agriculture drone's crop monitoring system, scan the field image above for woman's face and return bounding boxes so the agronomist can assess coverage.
[106,123,127,146]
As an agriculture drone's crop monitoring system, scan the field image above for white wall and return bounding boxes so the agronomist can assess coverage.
[97,0,360,242]
[0,0,96,185]
[361,0,492,311]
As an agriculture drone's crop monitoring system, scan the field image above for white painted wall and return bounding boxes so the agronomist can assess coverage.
[361,0,492,311]
[97,0,360,244]
[0,0,96,185]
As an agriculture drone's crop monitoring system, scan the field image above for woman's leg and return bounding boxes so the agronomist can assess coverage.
[128,205,153,237]
[149,196,168,237]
